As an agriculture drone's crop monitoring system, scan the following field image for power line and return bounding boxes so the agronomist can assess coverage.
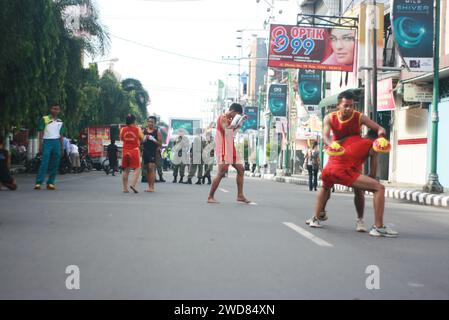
[110,34,240,66]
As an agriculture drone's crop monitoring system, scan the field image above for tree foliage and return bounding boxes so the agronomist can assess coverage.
[0,0,149,138]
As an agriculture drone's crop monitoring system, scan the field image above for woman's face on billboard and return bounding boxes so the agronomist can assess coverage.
[330,29,355,65]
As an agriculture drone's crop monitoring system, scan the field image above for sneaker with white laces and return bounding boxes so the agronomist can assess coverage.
[308,217,323,228]
[356,219,368,232]
[305,211,328,225]
[369,225,399,238]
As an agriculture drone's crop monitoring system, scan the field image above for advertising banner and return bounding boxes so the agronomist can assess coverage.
[268,84,288,117]
[391,0,434,72]
[88,127,110,158]
[298,69,322,107]
[268,24,357,72]
[404,83,433,102]
[242,106,259,132]
[170,119,194,135]
[377,78,396,111]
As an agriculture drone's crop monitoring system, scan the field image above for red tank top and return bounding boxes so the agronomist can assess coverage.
[120,125,142,150]
[330,111,362,141]
[216,114,236,161]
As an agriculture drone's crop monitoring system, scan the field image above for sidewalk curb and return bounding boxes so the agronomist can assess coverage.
[245,172,449,210]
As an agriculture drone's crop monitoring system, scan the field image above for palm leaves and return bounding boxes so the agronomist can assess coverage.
[55,0,110,57]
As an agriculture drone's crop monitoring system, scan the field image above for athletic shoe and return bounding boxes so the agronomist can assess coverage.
[369,225,399,238]
[356,219,368,232]
[34,184,41,190]
[319,211,328,221]
[308,217,323,228]
[46,184,56,190]
[305,211,328,225]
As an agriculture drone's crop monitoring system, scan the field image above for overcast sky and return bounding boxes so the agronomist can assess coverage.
[94,0,298,123]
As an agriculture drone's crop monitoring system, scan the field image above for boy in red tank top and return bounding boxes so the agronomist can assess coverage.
[207,103,252,204]
[120,114,144,193]
[308,90,398,237]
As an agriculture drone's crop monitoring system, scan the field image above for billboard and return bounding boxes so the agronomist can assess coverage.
[377,78,396,111]
[268,84,288,117]
[391,0,434,72]
[170,118,201,136]
[404,83,433,102]
[241,106,259,132]
[268,24,357,72]
[88,127,110,158]
[298,69,322,107]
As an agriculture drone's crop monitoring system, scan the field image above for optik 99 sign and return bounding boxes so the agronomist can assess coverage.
[268,24,356,72]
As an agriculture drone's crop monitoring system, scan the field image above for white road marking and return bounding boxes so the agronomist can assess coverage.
[219,188,229,193]
[407,283,425,288]
[283,222,334,247]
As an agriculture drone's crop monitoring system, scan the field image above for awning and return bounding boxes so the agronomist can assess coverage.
[318,88,364,112]
[401,66,449,84]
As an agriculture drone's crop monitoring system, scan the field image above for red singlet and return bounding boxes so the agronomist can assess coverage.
[120,125,143,169]
[216,114,237,164]
[330,110,362,141]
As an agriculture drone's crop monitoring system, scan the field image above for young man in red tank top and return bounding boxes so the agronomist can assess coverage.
[308,90,398,237]
[207,103,251,204]
[120,114,144,193]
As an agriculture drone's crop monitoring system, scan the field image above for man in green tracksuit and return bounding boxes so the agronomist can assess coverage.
[35,103,65,190]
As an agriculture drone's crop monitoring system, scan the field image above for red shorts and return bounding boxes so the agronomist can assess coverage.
[122,148,141,169]
[321,165,361,189]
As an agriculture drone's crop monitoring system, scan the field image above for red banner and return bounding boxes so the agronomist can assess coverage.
[377,79,395,111]
[88,127,110,157]
[268,24,356,72]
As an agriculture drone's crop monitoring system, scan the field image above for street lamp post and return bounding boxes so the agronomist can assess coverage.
[424,0,444,193]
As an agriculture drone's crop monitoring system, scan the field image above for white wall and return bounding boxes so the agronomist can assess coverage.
[394,108,428,184]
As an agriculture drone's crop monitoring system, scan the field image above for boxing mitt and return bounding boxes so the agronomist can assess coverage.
[325,141,345,156]
[373,136,391,153]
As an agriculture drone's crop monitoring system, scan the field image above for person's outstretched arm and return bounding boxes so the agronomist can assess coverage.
[361,115,386,137]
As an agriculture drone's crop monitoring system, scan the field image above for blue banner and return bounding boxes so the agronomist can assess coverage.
[242,106,259,132]
[392,0,434,72]
[298,69,322,106]
[268,84,288,117]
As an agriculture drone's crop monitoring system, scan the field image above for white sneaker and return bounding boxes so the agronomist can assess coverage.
[356,219,368,232]
[369,225,399,238]
[308,217,323,228]
[306,211,327,225]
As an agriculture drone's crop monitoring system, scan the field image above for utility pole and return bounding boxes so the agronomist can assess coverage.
[424,0,443,193]
[372,0,378,123]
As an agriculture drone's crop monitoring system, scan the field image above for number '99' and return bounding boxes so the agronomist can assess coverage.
[273,35,315,55]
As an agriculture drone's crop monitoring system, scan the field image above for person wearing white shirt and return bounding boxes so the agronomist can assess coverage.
[69,142,80,173]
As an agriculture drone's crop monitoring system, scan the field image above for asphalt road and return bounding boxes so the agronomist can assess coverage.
[0,170,448,299]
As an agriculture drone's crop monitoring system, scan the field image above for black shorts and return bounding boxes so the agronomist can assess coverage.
[143,151,157,164]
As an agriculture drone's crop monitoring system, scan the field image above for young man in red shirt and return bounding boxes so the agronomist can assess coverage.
[120,114,144,193]
[308,91,398,237]
[207,103,251,204]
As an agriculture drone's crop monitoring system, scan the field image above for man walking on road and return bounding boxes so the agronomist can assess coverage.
[172,135,188,183]
[34,103,65,190]
[120,114,144,193]
[107,139,119,176]
[142,116,162,192]
[186,128,205,185]
[304,141,320,191]
[207,103,251,204]
[202,132,215,185]
[307,91,398,237]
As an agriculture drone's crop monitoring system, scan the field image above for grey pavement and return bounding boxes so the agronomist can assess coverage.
[247,172,449,209]
[0,171,448,299]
